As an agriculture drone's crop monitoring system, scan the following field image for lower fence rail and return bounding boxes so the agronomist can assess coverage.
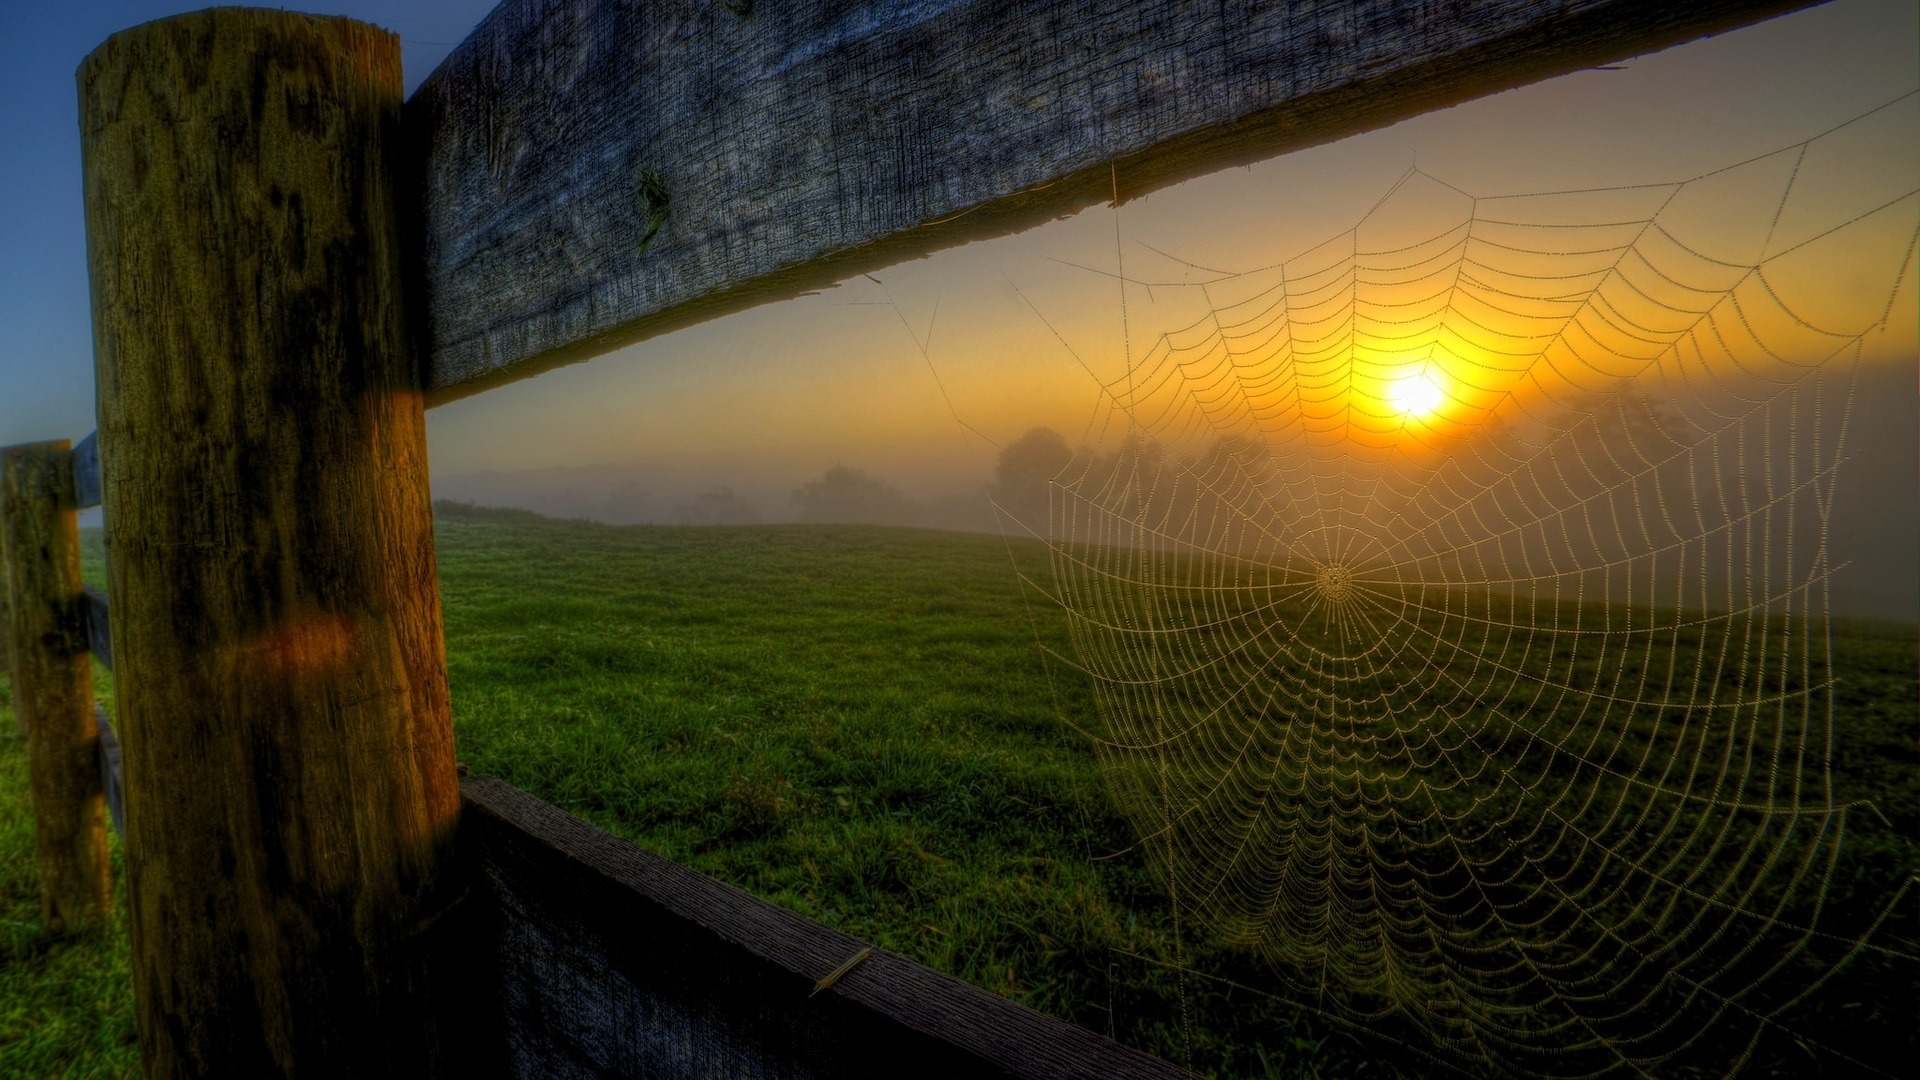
[458,775,1193,1080]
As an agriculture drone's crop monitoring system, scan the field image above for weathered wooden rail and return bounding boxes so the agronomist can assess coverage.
[407,0,1818,403]
[0,0,1828,1076]
[462,776,1188,1078]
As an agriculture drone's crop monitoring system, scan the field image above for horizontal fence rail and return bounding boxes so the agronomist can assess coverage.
[82,586,109,673]
[409,0,1815,403]
[71,432,100,510]
[94,703,121,839]
[462,776,1191,1079]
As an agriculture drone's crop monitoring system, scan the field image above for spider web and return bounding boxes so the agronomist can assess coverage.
[1003,95,1920,1076]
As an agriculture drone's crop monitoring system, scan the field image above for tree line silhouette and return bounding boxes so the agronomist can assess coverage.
[642,383,1838,617]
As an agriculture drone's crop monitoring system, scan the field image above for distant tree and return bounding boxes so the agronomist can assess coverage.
[792,466,920,525]
[1175,434,1281,554]
[673,486,762,526]
[1002,429,1291,549]
[1089,433,1167,524]
[1435,384,1704,603]
[990,427,1075,531]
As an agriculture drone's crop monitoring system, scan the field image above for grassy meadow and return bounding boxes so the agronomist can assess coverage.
[1,509,1913,1077]
[429,505,1377,1076]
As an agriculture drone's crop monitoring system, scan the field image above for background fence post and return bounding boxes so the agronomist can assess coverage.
[79,10,463,1076]
[0,439,108,933]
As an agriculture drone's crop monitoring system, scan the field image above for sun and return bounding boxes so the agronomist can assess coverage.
[1387,370,1446,418]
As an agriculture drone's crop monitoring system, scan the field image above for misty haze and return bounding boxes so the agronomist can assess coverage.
[431,354,1916,624]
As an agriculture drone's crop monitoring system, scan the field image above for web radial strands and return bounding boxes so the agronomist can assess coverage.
[1037,101,1919,1076]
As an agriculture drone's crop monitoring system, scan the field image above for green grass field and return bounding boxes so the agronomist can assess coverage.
[429,506,1373,1076]
[1,511,1913,1077]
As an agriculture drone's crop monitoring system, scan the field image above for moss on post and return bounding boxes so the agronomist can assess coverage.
[0,440,108,934]
[79,10,463,1076]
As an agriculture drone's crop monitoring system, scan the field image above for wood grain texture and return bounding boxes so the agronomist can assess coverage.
[462,775,1193,1079]
[80,11,466,1077]
[0,440,108,934]
[409,0,1817,403]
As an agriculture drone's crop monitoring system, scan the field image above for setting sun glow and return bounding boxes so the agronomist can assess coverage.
[1387,371,1446,419]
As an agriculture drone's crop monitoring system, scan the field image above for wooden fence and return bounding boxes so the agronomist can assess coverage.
[3,1,1818,1075]
[1,430,1188,1079]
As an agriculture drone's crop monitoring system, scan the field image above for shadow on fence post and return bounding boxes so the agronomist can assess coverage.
[80,10,469,1077]
[0,439,109,934]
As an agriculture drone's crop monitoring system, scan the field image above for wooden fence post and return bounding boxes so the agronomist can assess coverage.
[79,11,463,1077]
[0,440,108,933]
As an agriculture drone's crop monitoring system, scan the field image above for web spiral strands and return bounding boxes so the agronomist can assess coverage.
[1032,98,1919,1075]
